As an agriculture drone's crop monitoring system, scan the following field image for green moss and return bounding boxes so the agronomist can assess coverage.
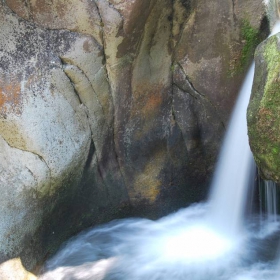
[252,36,280,181]
[240,20,262,70]
[262,37,280,124]
[272,147,279,155]
[263,36,280,93]
[229,20,263,76]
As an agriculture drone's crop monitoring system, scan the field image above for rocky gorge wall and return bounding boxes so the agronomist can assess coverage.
[0,0,267,277]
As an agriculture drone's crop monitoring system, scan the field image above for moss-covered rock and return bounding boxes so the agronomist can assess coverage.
[248,34,280,182]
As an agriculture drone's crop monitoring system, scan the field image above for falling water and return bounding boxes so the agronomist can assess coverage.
[264,181,278,221]
[209,64,255,237]
[40,22,280,280]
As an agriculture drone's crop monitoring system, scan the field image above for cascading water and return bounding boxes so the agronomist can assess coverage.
[209,64,255,237]
[40,21,280,280]
[264,180,278,221]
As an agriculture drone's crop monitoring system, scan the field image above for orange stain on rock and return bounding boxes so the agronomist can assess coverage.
[143,92,163,112]
[0,82,22,114]
[133,84,164,116]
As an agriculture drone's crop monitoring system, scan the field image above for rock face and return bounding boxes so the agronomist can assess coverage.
[0,0,266,275]
[0,1,128,273]
[248,34,280,183]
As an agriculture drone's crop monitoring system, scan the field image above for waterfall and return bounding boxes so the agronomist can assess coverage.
[207,11,280,238]
[260,179,279,222]
[264,180,278,221]
[209,64,255,237]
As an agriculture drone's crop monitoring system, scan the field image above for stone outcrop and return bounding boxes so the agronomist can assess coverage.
[0,1,128,274]
[248,34,280,183]
[0,0,267,275]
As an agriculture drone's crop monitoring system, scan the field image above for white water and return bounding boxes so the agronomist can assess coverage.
[264,180,278,221]
[209,64,255,237]
[40,23,280,280]
[39,203,280,280]
[271,20,280,36]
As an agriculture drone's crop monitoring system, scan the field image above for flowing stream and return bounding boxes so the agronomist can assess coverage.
[40,24,280,280]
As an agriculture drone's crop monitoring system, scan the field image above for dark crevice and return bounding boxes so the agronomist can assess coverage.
[94,0,128,191]
[95,155,110,199]
[81,137,109,196]
[259,15,270,40]
[84,139,96,171]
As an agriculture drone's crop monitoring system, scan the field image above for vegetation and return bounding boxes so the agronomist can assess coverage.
[240,20,261,68]
[230,19,261,75]
[230,19,263,76]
